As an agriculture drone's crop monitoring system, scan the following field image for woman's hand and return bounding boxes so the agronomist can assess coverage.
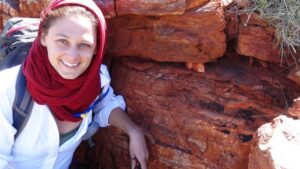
[108,108,149,169]
[128,127,149,169]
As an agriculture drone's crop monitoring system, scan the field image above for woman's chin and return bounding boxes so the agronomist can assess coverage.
[57,65,83,79]
[59,72,80,80]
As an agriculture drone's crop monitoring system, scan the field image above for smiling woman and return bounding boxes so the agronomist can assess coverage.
[0,0,148,169]
[41,14,97,79]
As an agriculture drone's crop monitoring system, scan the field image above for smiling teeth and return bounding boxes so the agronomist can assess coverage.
[62,60,78,67]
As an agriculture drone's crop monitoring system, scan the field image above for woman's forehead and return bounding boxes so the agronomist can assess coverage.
[51,15,95,30]
[47,16,97,41]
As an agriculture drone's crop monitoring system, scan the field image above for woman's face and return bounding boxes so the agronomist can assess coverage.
[41,15,97,79]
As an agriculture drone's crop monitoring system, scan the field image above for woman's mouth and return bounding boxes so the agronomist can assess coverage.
[61,60,79,68]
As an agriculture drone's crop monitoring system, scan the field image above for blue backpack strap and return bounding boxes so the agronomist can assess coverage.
[12,65,33,140]
[82,88,110,147]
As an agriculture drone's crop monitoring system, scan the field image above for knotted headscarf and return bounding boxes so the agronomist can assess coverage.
[23,0,106,122]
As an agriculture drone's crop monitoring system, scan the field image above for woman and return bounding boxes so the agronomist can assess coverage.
[0,0,148,169]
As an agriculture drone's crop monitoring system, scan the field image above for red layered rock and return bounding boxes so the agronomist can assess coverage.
[115,0,209,16]
[106,1,226,63]
[13,0,212,20]
[94,0,116,18]
[186,0,210,9]
[0,1,18,30]
[237,25,281,63]
[288,68,300,117]
[92,0,211,18]
[81,55,300,169]
[116,0,186,16]
[225,12,282,63]
[288,96,300,118]
[18,0,50,17]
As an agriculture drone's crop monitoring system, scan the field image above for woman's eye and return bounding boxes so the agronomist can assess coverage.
[79,43,91,49]
[57,39,68,45]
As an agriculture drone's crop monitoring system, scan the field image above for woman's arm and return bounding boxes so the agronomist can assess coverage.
[96,65,149,168]
[109,108,149,169]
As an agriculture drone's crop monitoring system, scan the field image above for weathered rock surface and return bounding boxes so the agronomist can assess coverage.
[237,25,281,63]
[0,1,18,29]
[288,96,300,118]
[77,55,300,169]
[248,115,300,169]
[96,0,210,17]
[225,13,282,63]
[116,0,187,16]
[18,0,50,17]
[106,1,226,63]
[115,0,209,16]
[94,0,116,18]
[287,64,300,85]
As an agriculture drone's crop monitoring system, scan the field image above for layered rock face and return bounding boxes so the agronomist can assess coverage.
[0,0,18,29]
[1,0,300,169]
[75,55,300,169]
[226,13,282,63]
[106,2,226,63]
[93,56,299,169]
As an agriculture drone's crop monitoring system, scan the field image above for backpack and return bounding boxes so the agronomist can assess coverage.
[0,17,100,144]
[0,17,39,139]
[0,17,39,71]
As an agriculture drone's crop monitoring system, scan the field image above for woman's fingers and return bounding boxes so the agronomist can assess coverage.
[131,158,137,169]
[138,157,147,169]
[135,144,148,169]
[129,126,149,169]
[135,147,148,169]
[131,158,146,169]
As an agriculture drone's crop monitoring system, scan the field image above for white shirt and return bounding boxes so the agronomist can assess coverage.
[0,65,125,169]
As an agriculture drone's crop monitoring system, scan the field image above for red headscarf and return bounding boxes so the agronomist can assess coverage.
[23,0,106,122]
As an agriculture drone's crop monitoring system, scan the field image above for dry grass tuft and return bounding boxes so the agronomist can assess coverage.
[228,0,300,65]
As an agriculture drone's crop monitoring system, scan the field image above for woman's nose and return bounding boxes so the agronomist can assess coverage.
[68,47,80,59]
